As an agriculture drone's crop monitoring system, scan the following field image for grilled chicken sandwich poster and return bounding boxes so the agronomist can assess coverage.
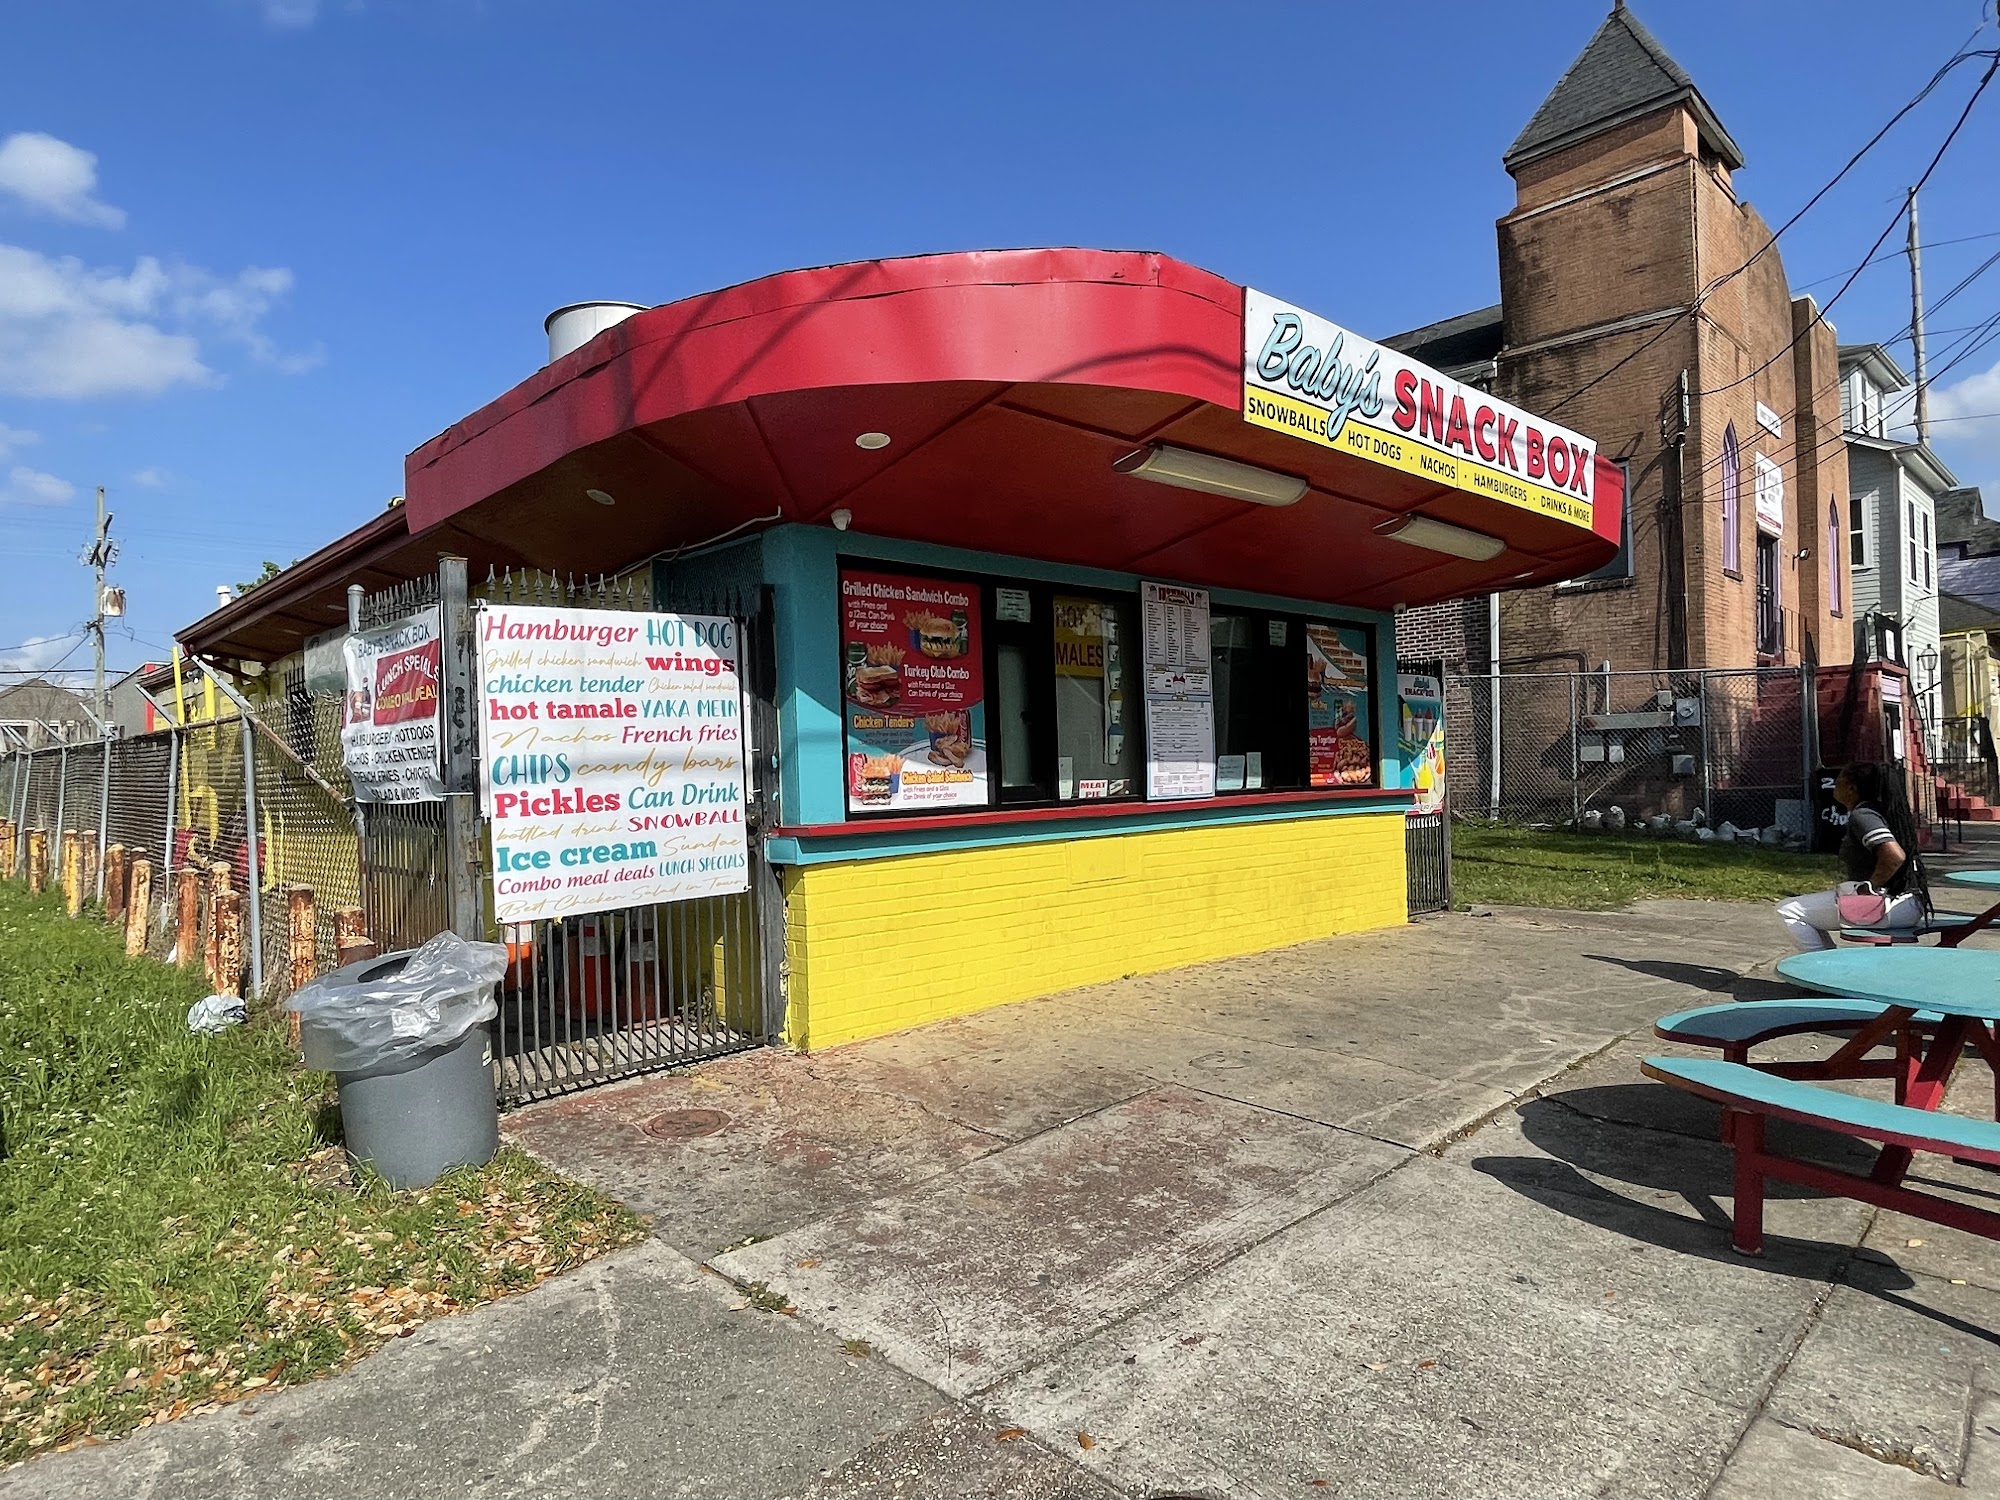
[840,569,988,812]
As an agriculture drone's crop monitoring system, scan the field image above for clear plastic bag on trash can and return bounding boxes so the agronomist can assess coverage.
[283,931,506,1074]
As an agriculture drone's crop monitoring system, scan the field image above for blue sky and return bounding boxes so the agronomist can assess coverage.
[2,0,1996,681]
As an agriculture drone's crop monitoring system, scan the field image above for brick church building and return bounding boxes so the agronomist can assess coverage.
[1392,3,1852,679]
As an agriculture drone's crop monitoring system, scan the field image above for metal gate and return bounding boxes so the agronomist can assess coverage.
[351,564,783,1106]
[1400,658,1451,916]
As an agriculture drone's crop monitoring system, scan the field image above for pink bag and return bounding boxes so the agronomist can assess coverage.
[1836,882,1889,926]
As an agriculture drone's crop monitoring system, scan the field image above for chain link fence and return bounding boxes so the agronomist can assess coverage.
[1444,666,1823,837]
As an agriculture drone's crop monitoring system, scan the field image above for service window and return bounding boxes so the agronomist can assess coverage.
[1208,612,1311,791]
[1052,594,1140,800]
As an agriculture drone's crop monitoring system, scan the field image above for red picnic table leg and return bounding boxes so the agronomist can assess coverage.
[1730,1109,1766,1256]
[1939,897,2000,948]
[1873,1015,1973,1186]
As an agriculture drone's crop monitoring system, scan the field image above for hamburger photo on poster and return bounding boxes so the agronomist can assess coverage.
[1306,624,1374,787]
[840,569,989,812]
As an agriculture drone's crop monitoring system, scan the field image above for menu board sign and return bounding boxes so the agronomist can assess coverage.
[1141,582,1215,800]
[1306,624,1374,787]
[1396,671,1445,814]
[341,607,445,804]
[840,569,987,812]
[477,605,750,923]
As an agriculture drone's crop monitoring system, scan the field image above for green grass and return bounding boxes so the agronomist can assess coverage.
[1450,822,1838,912]
[0,882,644,1463]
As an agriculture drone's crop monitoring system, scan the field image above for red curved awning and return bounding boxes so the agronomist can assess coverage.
[405,249,1621,610]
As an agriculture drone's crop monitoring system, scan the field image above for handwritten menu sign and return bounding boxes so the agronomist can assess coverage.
[477,605,748,923]
[1307,624,1374,787]
[341,607,445,804]
[1141,582,1215,800]
[840,569,988,813]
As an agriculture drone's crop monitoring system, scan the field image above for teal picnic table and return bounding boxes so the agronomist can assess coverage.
[1776,947,2000,1183]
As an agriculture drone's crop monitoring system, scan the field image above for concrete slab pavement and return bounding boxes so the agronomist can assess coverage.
[14,899,2000,1498]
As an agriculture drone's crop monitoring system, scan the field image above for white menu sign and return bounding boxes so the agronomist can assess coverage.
[341,608,445,804]
[1141,582,1216,800]
[477,605,749,923]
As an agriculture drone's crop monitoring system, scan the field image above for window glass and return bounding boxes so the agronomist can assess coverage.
[1052,595,1137,800]
[996,644,1037,792]
[1851,497,1868,567]
[1721,426,1741,575]
[1827,502,1842,615]
[1922,510,1932,589]
[1756,534,1781,655]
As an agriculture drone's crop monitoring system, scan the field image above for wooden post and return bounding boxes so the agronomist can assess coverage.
[126,858,152,957]
[175,866,202,968]
[79,833,98,911]
[61,832,82,917]
[103,844,128,925]
[0,822,14,881]
[288,886,318,992]
[214,890,244,998]
[26,830,48,895]
[333,906,377,966]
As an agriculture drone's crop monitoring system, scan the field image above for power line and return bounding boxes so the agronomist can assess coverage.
[1545,41,2000,419]
[1794,229,2000,292]
[1690,52,2000,403]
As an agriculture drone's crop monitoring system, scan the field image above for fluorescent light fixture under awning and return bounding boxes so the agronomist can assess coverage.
[1374,513,1505,562]
[1113,444,1308,506]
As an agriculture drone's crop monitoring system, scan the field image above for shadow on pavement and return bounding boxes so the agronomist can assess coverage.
[1583,954,1799,1002]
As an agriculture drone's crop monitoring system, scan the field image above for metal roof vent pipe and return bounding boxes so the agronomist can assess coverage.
[544,301,648,364]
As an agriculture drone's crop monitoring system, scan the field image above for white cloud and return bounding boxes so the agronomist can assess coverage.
[0,422,36,461]
[1926,357,2000,510]
[0,633,84,675]
[260,0,321,26]
[0,465,75,507]
[130,466,171,489]
[0,133,124,229]
[0,244,313,398]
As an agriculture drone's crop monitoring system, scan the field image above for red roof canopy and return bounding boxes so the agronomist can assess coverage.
[406,249,1621,613]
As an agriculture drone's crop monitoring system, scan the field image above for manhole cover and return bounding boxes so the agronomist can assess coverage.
[643,1107,729,1141]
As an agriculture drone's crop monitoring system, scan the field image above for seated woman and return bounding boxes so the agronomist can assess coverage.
[1776,761,1931,951]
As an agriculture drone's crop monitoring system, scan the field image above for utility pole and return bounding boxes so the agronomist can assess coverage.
[83,487,117,730]
[1908,186,1930,446]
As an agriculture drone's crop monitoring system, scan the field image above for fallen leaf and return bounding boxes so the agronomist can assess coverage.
[796,1258,821,1270]
[1417,1360,1437,1370]
[1076,1431,1096,1450]
[994,1427,1028,1442]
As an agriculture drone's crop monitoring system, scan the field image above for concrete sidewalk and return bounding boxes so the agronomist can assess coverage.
[11,900,2000,1499]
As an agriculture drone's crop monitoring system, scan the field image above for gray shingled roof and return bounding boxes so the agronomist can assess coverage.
[1505,4,1743,174]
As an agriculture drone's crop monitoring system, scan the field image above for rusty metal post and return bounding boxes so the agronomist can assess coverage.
[438,555,483,941]
[205,860,231,984]
[214,890,243,998]
[26,829,47,894]
[175,865,202,968]
[61,831,82,916]
[239,715,264,999]
[333,906,377,966]
[95,740,110,901]
[104,844,127,926]
[126,858,152,957]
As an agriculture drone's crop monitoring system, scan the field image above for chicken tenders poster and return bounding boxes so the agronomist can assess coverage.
[840,569,988,813]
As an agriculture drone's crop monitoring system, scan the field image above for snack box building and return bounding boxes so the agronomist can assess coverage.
[181,250,1624,1050]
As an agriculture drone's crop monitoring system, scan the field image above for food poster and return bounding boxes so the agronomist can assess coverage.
[1053,597,1133,799]
[840,569,987,812]
[1306,624,1374,787]
[476,605,749,924]
[1142,582,1215,800]
[1396,671,1445,814]
[340,606,445,803]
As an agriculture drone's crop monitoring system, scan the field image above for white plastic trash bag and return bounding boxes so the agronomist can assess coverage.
[283,931,506,1075]
[187,995,247,1035]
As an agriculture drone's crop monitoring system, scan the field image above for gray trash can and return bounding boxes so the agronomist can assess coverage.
[287,937,506,1189]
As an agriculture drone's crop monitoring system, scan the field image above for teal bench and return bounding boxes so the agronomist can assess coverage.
[1654,1001,1939,1105]
[1643,1056,2000,1255]
[1840,911,1985,947]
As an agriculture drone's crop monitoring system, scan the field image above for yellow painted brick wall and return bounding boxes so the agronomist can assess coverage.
[782,811,1406,1050]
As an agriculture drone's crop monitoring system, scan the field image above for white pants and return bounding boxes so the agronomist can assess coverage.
[1776,888,1923,951]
